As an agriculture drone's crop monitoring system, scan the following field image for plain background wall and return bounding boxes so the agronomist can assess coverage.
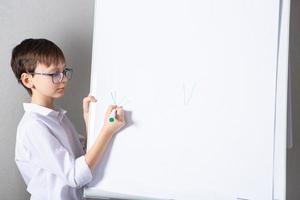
[0,0,300,200]
[0,0,94,199]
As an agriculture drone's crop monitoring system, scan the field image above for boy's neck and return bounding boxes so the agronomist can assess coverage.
[31,93,55,110]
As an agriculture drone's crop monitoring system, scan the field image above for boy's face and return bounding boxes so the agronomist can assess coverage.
[30,62,68,99]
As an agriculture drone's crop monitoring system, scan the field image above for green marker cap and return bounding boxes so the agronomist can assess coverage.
[109,117,115,123]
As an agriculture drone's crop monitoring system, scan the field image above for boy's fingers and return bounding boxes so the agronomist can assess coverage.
[83,96,97,113]
[89,96,97,102]
[105,105,118,116]
[83,96,97,103]
[116,107,125,122]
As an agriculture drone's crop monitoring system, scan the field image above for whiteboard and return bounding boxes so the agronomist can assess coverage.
[85,0,290,199]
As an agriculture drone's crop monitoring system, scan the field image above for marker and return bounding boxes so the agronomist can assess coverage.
[108,109,117,124]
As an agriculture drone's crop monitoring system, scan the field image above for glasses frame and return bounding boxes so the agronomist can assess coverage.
[29,68,73,84]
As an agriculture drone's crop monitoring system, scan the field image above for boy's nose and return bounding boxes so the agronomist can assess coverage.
[61,75,68,83]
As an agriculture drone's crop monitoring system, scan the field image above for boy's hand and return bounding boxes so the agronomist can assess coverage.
[101,105,126,136]
[83,95,97,126]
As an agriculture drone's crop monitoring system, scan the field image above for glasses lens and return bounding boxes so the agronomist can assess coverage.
[65,68,73,80]
[53,72,63,83]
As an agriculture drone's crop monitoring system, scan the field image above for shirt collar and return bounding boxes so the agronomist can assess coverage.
[23,103,67,122]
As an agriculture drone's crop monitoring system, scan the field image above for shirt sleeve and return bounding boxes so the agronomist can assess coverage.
[24,119,92,188]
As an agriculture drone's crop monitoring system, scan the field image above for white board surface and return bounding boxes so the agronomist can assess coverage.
[85,0,289,199]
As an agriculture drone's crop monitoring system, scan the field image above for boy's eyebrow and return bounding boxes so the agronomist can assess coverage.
[48,66,66,73]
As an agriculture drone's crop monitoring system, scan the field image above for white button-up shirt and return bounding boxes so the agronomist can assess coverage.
[15,103,92,200]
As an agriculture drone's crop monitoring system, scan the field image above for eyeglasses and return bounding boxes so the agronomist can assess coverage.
[29,68,73,84]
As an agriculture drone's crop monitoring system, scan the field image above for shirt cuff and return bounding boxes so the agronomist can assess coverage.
[74,155,92,187]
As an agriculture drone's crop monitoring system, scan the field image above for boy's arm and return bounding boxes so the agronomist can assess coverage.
[85,105,125,171]
[82,96,125,171]
[25,120,93,188]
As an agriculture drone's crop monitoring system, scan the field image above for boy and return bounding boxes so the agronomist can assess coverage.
[11,38,125,200]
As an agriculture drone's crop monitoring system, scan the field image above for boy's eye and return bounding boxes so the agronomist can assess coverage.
[53,71,63,77]
[52,72,63,83]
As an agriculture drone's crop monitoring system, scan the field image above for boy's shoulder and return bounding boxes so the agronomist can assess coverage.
[17,103,71,134]
[17,111,48,133]
[15,111,50,148]
[20,103,68,126]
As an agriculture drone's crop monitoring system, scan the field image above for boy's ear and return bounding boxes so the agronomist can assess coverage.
[20,73,34,89]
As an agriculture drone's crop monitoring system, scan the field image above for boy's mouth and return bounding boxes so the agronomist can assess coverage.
[57,87,65,91]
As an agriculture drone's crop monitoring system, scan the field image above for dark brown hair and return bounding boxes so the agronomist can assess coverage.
[10,38,66,96]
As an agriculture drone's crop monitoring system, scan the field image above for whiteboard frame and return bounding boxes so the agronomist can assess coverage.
[273,0,290,199]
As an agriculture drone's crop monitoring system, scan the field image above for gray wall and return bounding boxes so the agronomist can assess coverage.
[287,0,300,199]
[0,0,94,199]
